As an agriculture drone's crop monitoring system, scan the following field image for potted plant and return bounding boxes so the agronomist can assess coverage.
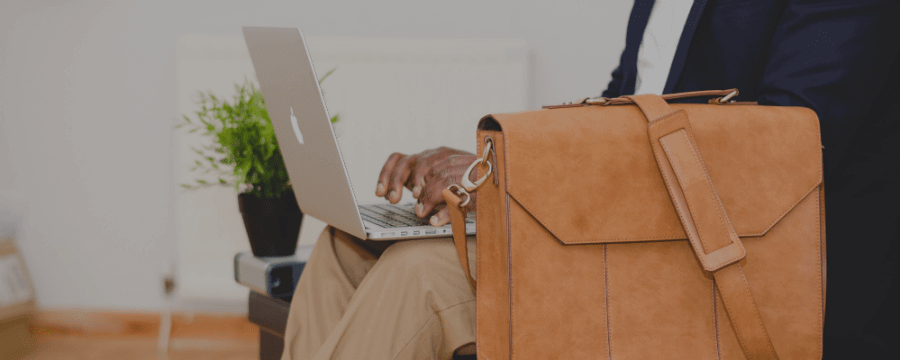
[179,73,338,256]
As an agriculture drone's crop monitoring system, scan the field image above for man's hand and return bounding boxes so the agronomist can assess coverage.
[375,147,477,226]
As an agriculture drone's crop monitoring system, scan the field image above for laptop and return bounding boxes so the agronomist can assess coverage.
[242,26,476,241]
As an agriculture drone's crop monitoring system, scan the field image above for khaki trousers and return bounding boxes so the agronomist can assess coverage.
[281,227,477,360]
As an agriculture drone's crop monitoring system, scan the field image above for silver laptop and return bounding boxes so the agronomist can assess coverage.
[243,26,476,241]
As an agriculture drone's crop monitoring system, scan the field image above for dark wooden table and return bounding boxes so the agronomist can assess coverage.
[248,291,290,360]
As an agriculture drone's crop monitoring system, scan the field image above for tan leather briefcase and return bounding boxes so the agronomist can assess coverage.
[443,90,825,359]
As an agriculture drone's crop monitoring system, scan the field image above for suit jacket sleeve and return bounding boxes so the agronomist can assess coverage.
[602,64,624,98]
[756,0,900,171]
[603,45,631,98]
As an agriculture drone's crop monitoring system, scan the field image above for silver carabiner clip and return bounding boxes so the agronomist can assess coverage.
[461,158,492,192]
[451,137,495,197]
[461,137,495,191]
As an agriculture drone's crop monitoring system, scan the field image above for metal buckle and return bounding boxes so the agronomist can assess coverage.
[585,97,608,105]
[717,90,738,103]
[446,184,472,207]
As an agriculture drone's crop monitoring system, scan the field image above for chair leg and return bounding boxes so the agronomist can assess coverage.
[259,329,285,360]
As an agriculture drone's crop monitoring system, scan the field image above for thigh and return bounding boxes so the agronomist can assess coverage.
[281,227,385,360]
[330,228,389,288]
[315,236,477,360]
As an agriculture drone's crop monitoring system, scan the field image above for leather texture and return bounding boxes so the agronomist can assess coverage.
[448,90,825,359]
[445,188,477,292]
[630,94,776,358]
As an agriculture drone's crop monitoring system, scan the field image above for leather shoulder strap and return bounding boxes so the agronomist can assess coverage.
[443,189,477,293]
[627,94,780,360]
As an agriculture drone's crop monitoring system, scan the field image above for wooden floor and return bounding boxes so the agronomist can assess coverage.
[13,310,261,360]
[24,335,258,360]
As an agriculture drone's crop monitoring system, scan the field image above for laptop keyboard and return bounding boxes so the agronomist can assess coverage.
[359,203,430,228]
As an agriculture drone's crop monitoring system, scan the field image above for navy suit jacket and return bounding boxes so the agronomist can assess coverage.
[603,0,899,357]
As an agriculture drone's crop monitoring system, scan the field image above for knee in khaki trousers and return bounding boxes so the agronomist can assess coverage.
[281,227,477,360]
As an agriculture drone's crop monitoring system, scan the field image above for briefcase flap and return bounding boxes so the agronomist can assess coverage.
[479,103,822,245]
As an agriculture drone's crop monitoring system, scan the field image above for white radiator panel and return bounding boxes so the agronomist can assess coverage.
[176,35,527,301]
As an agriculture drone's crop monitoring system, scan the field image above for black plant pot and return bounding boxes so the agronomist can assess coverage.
[238,191,303,257]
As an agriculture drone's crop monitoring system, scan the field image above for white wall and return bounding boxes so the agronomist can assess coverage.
[0,0,629,311]
[175,35,530,303]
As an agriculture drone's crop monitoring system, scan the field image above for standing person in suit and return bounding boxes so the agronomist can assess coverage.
[280,1,900,358]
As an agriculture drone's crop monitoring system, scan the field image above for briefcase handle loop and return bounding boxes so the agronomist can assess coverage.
[544,88,740,109]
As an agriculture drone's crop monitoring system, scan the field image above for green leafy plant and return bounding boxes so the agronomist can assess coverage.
[178,70,339,199]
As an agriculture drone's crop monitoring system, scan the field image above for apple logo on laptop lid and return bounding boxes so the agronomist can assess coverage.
[290,107,304,145]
